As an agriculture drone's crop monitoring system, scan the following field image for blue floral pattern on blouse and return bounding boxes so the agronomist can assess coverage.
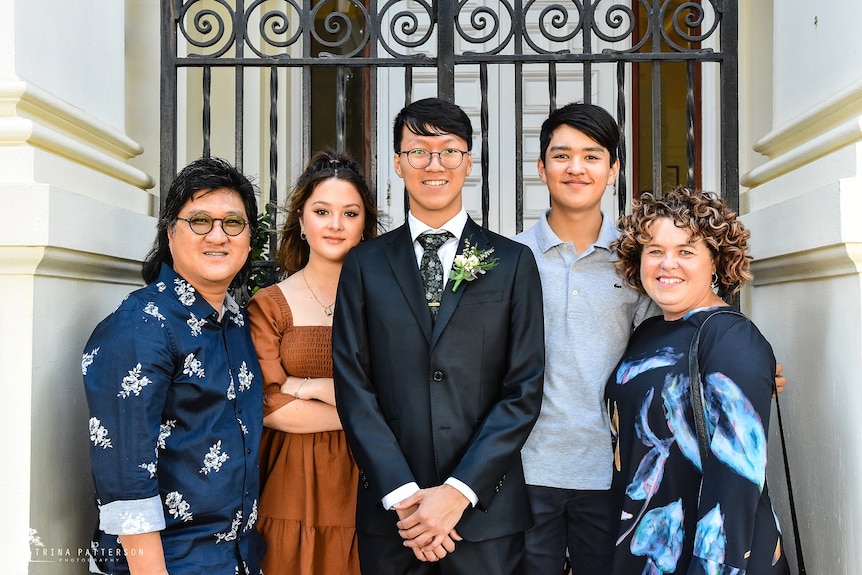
[606,307,789,575]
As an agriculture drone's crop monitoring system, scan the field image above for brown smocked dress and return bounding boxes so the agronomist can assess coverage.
[247,284,360,575]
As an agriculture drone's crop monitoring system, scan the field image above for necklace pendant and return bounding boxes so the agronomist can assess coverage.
[324,306,333,317]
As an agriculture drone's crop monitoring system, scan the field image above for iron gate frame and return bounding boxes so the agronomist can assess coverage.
[160,0,738,286]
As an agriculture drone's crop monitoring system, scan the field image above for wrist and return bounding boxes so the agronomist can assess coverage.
[295,377,309,400]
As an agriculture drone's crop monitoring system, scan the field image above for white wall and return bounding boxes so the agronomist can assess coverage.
[740,1,862,572]
[0,1,156,572]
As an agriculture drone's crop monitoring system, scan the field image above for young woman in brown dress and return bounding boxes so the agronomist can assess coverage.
[247,151,379,575]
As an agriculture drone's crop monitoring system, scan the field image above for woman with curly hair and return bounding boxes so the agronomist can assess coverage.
[246,150,380,575]
[605,186,789,574]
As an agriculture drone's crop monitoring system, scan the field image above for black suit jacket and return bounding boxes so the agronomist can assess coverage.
[333,217,545,541]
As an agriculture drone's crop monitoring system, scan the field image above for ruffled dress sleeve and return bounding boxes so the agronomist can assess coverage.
[247,284,296,417]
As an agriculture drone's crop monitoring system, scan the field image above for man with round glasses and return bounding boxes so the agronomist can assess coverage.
[82,157,265,575]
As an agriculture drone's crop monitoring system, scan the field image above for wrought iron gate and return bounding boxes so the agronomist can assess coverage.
[160,0,738,281]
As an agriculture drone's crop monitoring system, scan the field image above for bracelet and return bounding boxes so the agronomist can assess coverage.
[295,377,309,400]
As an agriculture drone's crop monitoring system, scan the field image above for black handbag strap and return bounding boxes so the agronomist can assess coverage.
[688,310,806,573]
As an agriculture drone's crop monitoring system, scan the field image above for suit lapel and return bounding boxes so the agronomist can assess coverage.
[385,224,434,341]
[431,218,490,347]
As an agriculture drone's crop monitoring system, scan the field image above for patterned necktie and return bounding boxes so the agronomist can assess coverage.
[417,231,453,320]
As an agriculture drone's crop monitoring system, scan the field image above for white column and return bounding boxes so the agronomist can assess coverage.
[0,1,156,572]
[740,1,862,573]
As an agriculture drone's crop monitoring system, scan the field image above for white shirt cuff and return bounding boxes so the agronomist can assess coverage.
[445,477,478,507]
[381,482,420,510]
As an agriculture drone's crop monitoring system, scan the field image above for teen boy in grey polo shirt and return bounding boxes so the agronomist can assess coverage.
[514,103,658,574]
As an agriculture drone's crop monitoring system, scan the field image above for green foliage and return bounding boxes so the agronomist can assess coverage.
[233,203,279,305]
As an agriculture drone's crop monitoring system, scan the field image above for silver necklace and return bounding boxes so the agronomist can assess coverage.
[301,269,335,316]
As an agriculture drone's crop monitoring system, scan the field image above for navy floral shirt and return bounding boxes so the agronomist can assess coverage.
[82,264,264,575]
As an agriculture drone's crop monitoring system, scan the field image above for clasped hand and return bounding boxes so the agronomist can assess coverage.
[394,484,469,562]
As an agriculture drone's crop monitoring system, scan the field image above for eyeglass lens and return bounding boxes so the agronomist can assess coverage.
[183,214,247,236]
[406,149,465,169]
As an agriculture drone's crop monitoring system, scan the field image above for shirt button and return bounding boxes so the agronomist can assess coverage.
[572,289,579,296]
[432,371,444,382]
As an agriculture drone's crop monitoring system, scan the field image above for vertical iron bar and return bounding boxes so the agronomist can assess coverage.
[651,61,662,195]
[405,66,413,104]
[368,0,379,207]
[514,0,524,233]
[480,63,490,228]
[582,0,593,102]
[159,0,178,210]
[721,0,740,213]
[686,60,696,188]
[514,61,524,233]
[235,0,245,171]
[202,66,212,157]
[436,1,455,102]
[650,0,662,195]
[549,61,557,112]
[616,61,627,216]
[269,66,279,260]
[404,67,413,219]
[336,66,346,153]
[302,2,313,169]
[721,0,740,310]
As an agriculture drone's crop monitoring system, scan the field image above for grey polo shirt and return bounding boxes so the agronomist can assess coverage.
[514,209,658,490]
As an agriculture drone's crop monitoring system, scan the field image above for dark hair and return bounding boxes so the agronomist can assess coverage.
[539,102,620,165]
[142,157,259,287]
[393,98,473,153]
[275,149,380,276]
[613,186,753,298]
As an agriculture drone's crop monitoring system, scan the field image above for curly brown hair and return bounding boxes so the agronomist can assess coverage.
[276,149,380,276]
[612,186,753,297]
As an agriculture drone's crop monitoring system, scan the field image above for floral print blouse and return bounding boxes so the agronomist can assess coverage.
[82,264,264,574]
[605,307,789,574]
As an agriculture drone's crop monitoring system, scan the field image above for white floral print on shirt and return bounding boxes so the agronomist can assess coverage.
[143,302,166,322]
[174,278,196,306]
[89,417,113,449]
[139,461,157,479]
[183,353,205,379]
[157,419,176,452]
[165,491,193,522]
[237,362,253,393]
[82,348,99,375]
[243,499,258,532]
[215,509,242,543]
[200,440,229,474]
[120,511,155,534]
[118,363,151,399]
[187,312,206,336]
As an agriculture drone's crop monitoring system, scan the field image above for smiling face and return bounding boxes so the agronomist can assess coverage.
[168,187,251,304]
[394,126,472,228]
[538,124,619,217]
[299,177,366,264]
[640,217,723,321]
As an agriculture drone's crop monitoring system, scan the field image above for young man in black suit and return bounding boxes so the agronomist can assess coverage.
[333,98,545,574]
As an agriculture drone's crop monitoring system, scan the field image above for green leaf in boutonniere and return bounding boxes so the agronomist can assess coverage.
[449,238,499,292]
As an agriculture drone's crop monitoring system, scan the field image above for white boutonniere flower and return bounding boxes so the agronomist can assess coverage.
[449,239,499,292]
